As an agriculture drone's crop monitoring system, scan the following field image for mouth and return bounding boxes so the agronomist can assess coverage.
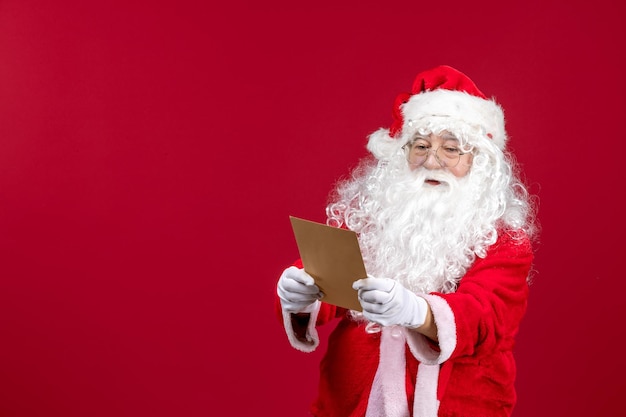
[424,179,444,186]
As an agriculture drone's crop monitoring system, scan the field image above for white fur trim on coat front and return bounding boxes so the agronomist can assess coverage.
[402,294,457,417]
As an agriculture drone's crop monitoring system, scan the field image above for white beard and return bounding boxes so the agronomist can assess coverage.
[326,156,502,294]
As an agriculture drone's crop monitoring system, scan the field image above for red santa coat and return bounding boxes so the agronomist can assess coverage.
[276,231,534,417]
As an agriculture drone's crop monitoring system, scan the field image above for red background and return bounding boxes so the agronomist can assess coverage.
[0,1,624,416]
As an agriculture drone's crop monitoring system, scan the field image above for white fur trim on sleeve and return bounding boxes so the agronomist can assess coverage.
[281,300,321,353]
[405,294,456,365]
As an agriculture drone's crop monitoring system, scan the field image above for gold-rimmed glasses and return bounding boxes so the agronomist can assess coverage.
[402,140,470,168]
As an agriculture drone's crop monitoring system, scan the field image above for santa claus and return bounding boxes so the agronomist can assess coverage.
[276,65,538,417]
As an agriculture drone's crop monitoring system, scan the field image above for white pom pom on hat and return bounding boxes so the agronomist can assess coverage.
[367,65,507,160]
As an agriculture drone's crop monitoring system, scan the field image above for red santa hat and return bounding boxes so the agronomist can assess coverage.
[368,65,507,158]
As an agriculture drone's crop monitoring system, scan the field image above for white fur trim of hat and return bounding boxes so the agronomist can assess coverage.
[367,65,507,160]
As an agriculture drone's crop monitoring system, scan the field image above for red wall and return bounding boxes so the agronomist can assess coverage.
[0,1,624,416]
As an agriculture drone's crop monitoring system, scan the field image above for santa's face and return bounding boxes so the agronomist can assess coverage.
[404,131,473,179]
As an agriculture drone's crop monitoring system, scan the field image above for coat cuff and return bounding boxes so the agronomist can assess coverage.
[405,294,456,365]
[282,300,321,353]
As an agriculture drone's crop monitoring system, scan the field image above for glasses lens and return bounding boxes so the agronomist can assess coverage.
[405,144,427,166]
[405,144,464,168]
[436,147,461,167]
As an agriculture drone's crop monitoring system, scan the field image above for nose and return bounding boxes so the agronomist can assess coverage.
[422,149,442,169]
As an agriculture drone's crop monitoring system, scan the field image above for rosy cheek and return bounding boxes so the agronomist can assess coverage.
[452,156,473,177]
[450,165,470,178]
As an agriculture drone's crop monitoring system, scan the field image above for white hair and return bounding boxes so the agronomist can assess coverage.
[326,125,537,294]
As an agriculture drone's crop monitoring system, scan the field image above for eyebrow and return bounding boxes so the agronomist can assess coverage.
[440,132,459,141]
[412,133,460,142]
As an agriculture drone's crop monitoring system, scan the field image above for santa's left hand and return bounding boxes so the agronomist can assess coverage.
[353,276,428,329]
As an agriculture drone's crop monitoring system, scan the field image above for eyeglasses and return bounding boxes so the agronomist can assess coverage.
[402,141,470,168]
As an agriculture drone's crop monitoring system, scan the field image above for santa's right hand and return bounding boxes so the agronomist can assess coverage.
[277,266,324,313]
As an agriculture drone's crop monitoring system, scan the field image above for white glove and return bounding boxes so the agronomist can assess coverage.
[277,266,324,314]
[353,276,427,328]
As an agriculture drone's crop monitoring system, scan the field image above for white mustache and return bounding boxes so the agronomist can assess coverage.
[411,169,459,187]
